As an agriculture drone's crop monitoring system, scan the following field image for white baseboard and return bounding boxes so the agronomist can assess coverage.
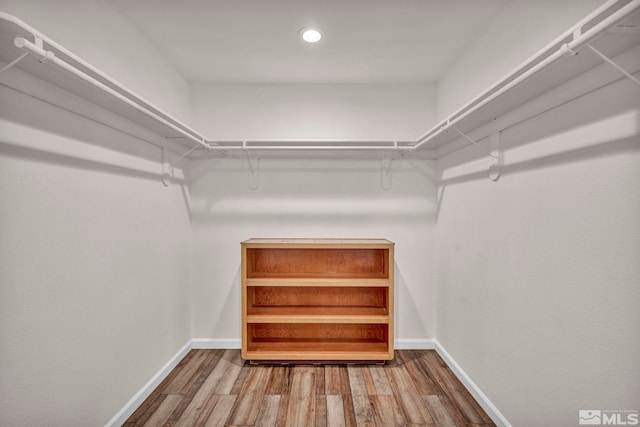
[191,338,241,349]
[192,338,434,350]
[395,338,436,349]
[435,341,511,427]
[104,340,192,427]
[107,337,510,427]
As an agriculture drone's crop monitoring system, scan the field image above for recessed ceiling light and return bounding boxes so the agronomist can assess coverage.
[299,27,322,43]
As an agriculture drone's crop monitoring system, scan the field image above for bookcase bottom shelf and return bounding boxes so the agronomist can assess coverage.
[244,340,391,361]
[244,322,392,361]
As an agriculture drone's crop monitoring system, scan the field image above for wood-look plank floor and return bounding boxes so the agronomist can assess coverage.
[123,350,495,427]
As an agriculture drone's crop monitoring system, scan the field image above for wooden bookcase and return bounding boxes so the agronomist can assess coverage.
[241,238,394,362]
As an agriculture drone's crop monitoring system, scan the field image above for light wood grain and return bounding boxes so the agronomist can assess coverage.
[347,366,368,396]
[246,277,391,287]
[164,350,208,394]
[285,367,316,427]
[386,365,434,424]
[246,312,390,322]
[370,395,405,427]
[430,367,491,424]
[256,395,282,427]
[193,394,220,427]
[326,395,346,427]
[315,366,325,395]
[227,366,272,425]
[203,395,236,427]
[213,350,244,394]
[174,350,242,427]
[362,366,378,396]
[397,351,443,395]
[422,395,460,427]
[315,394,328,427]
[124,350,496,427]
[353,394,376,427]
[265,365,291,395]
[242,238,394,247]
[255,395,281,427]
[141,394,182,427]
[275,395,290,426]
[436,394,469,427]
[368,365,394,395]
[325,365,342,395]
[341,393,358,426]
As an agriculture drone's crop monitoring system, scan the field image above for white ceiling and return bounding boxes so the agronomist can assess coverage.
[107,0,511,84]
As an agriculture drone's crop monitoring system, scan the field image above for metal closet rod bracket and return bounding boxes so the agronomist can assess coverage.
[586,44,640,87]
[451,127,497,160]
[1,36,45,73]
[381,157,393,190]
[14,36,54,64]
[155,140,205,186]
[161,146,171,187]
[0,51,28,73]
[243,142,259,190]
[451,126,502,182]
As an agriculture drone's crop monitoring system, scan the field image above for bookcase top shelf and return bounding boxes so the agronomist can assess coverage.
[242,238,394,248]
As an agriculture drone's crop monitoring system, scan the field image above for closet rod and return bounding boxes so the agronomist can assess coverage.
[13,36,215,152]
[5,0,639,155]
[7,26,412,154]
[0,12,209,146]
[411,0,640,151]
[233,146,411,151]
[206,140,413,151]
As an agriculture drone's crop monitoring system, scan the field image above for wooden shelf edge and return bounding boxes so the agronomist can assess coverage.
[245,278,391,287]
[245,315,390,324]
[242,351,394,361]
[241,238,395,249]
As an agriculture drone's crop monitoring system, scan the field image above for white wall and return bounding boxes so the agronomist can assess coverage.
[188,83,439,343]
[436,0,604,120]
[192,83,436,141]
[435,75,640,425]
[0,76,192,424]
[188,157,438,343]
[0,0,193,125]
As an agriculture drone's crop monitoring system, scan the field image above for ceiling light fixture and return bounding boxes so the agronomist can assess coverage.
[299,27,322,43]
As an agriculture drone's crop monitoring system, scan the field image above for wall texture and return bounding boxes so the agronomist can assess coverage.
[188,83,439,343]
[0,80,192,424]
[188,157,438,343]
[192,83,436,141]
[436,0,603,120]
[0,0,194,125]
[435,75,640,426]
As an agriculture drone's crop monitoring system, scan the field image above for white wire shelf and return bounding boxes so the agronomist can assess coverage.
[1,0,639,159]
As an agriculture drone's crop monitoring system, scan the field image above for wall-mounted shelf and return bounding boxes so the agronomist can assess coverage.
[0,12,209,149]
[414,0,640,158]
[1,1,639,161]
